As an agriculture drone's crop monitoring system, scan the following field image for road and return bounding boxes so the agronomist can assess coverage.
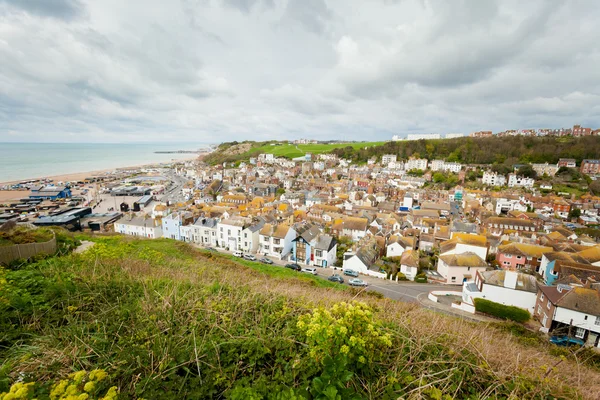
[160,172,188,203]
[195,245,447,303]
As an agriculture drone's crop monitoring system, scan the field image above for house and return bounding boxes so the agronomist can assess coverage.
[508,174,534,188]
[240,221,264,253]
[386,235,414,257]
[462,270,538,313]
[259,223,297,259]
[217,218,248,250]
[343,237,385,278]
[534,284,600,348]
[482,172,506,187]
[188,217,219,246]
[485,217,537,233]
[538,251,600,286]
[114,216,163,239]
[439,233,489,260]
[496,242,553,271]
[558,158,576,168]
[332,217,368,241]
[400,249,420,280]
[437,252,488,285]
[313,234,338,268]
[162,212,193,240]
[291,224,337,267]
[29,186,72,200]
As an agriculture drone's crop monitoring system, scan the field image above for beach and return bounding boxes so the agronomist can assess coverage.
[0,156,200,202]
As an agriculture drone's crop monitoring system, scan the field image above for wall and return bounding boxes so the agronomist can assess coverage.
[0,236,57,265]
[386,242,404,257]
[480,284,537,313]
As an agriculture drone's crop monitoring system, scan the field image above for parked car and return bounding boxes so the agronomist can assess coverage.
[301,267,317,275]
[259,257,273,265]
[233,250,243,257]
[328,274,344,283]
[243,254,257,261]
[550,336,585,347]
[285,263,301,271]
[343,269,359,277]
[349,278,368,287]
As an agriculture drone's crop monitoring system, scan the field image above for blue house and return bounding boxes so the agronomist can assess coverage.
[291,224,321,265]
[29,186,72,200]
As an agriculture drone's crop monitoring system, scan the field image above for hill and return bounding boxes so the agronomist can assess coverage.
[204,141,385,165]
[330,136,600,166]
[1,236,600,398]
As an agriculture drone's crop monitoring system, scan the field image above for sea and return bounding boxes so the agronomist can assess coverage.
[0,142,212,183]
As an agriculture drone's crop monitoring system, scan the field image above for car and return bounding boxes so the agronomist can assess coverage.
[549,336,585,347]
[243,254,257,261]
[301,267,318,275]
[343,269,359,277]
[259,257,274,265]
[233,250,243,257]
[328,274,344,283]
[348,278,368,287]
[285,263,301,271]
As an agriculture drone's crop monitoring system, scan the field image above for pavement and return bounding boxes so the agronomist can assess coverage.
[74,241,95,254]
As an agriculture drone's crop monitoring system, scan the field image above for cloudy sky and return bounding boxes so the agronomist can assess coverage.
[1,0,599,143]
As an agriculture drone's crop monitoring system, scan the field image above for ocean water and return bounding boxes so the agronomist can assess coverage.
[0,142,211,183]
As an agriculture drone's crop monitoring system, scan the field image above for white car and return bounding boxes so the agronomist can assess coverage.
[301,267,318,275]
[233,250,243,257]
[349,278,368,287]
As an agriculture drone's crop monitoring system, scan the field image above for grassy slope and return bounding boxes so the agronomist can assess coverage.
[1,236,599,399]
[207,141,386,164]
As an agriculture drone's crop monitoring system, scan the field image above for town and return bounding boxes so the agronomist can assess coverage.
[2,136,600,352]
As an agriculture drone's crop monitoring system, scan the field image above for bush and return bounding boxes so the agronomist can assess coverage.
[474,298,530,322]
[414,273,427,283]
[396,272,408,281]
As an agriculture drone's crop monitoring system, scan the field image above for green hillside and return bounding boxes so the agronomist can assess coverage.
[204,141,385,165]
[1,236,599,399]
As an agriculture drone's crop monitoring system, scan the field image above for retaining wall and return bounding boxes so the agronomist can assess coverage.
[0,236,57,265]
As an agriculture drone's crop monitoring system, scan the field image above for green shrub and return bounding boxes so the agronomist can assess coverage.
[396,272,408,281]
[414,273,428,283]
[474,298,530,322]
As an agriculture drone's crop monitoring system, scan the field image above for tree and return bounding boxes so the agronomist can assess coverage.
[276,188,286,197]
[517,164,537,179]
[590,180,600,195]
[568,208,581,219]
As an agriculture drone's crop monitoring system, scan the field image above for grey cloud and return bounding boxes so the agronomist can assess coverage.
[0,0,84,19]
[0,0,599,143]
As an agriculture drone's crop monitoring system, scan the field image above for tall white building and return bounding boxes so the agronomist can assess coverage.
[430,160,445,171]
[381,154,397,165]
[445,133,465,139]
[407,133,442,141]
[406,158,428,171]
[443,162,463,173]
[508,174,535,188]
[482,172,507,187]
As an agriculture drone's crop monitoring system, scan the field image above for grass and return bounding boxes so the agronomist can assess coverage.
[1,235,599,399]
[0,227,54,247]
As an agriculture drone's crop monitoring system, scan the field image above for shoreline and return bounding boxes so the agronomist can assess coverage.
[0,156,200,202]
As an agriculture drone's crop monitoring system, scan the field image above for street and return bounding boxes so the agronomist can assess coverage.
[194,244,447,303]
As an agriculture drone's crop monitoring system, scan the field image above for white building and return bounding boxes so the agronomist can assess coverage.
[187,217,219,246]
[462,270,538,313]
[508,174,535,188]
[494,198,527,215]
[482,172,507,187]
[437,252,488,285]
[217,218,248,250]
[445,133,465,139]
[114,216,163,239]
[430,160,445,171]
[259,223,297,259]
[381,154,397,165]
[442,162,462,173]
[407,133,442,141]
[406,158,428,171]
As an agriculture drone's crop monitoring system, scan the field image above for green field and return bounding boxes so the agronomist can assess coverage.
[249,141,386,159]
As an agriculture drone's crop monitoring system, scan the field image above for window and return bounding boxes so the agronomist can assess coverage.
[547,299,551,309]
[505,254,512,258]
[467,267,471,271]
[575,327,585,339]
[315,250,323,257]
[516,255,522,259]
[264,245,269,250]
[584,316,588,321]
[540,293,544,301]
[220,227,223,232]
[451,277,456,282]
[244,233,247,238]
[273,238,281,245]
[227,229,231,235]
[596,316,600,326]
[537,305,542,315]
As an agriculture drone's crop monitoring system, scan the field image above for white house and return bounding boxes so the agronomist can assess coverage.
[313,234,338,268]
[188,217,219,246]
[462,270,538,313]
[437,252,488,285]
[386,235,414,258]
[406,158,428,171]
[442,162,462,173]
[259,223,297,259]
[482,172,507,187]
[240,222,264,253]
[400,249,420,281]
[508,174,535,188]
[161,212,193,241]
[534,285,600,348]
[114,216,163,239]
[217,218,248,250]
[381,154,397,165]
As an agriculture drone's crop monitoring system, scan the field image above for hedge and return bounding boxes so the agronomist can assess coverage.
[474,298,530,323]
[414,273,427,283]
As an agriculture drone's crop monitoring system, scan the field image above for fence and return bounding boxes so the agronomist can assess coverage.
[0,235,57,265]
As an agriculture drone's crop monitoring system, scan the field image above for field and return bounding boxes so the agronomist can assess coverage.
[2,235,600,399]
[247,142,386,159]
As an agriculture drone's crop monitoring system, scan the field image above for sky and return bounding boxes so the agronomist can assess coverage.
[1,0,600,143]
